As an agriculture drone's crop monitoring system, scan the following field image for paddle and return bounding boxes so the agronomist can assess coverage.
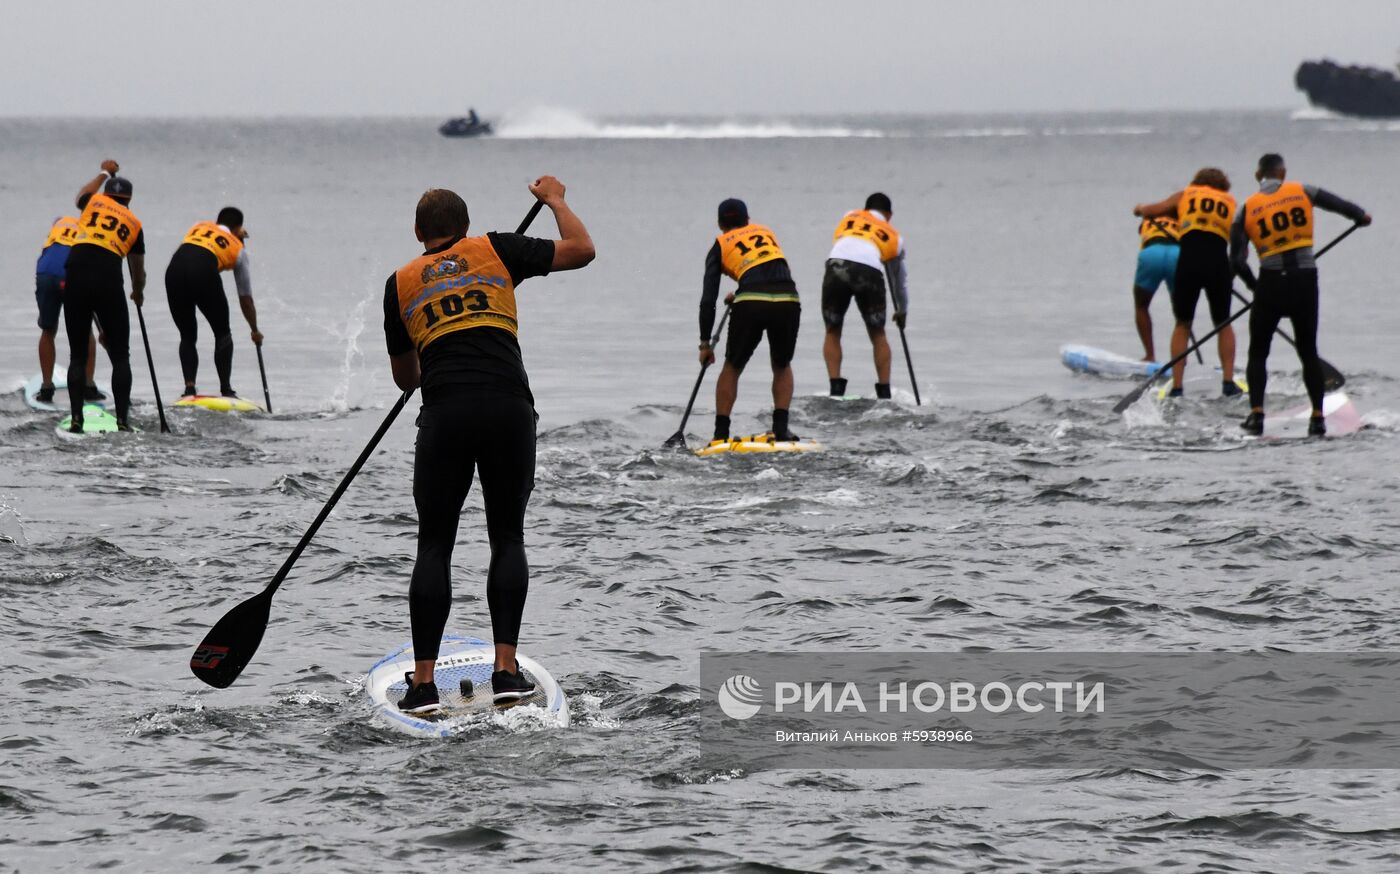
[190,200,544,689]
[1229,288,1345,391]
[893,313,921,405]
[1140,217,1206,365]
[256,344,273,413]
[134,300,170,434]
[1112,223,1361,415]
[664,304,730,448]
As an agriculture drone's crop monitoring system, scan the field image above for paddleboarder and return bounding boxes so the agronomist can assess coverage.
[1231,153,1371,437]
[384,176,594,713]
[1130,214,1180,362]
[821,193,909,399]
[699,198,802,442]
[1134,168,1243,399]
[164,208,263,398]
[34,181,106,405]
[63,163,145,433]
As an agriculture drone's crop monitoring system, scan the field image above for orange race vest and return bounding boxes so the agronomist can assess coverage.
[182,221,244,271]
[832,209,901,261]
[717,223,786,281]
[1243,182,1314,258]
[43,216,81,249]
[1175,184,1235,242]
[1138,216,1180,247]
[74,194,142,257]
[395,236,518,352]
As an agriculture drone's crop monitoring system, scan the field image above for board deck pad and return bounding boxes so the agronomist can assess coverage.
[366,635,569,737]
[24,374,110,412]
[695,432,825,456]
[175,395,263,413]
[56,404,127,438]
[1247,391,1362,441]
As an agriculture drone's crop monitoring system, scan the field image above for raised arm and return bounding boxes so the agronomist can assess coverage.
[528,176,595,271]
[77,160,119,209]
[1133,191,1183,220]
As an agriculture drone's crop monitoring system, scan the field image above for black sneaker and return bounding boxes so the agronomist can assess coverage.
[774,430,801,442]
[1167,387,1184,399]
[35,385,56,404]
[68,418,84,434]
[220,386,238,398]
[116,420,135,433]
[84,384,107,402]
[398,677,441,714]
[1221,381,1243,398]
[1308,415,1327,437]
[1240,411,1264,436]
[491,663,536,704]
[182,386,198,398]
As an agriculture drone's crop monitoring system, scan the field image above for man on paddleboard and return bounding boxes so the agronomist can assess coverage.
[699,198,802,442]
[1231,153,1371,437]
[165,207,262,398]
[383,177,594,713]
[1130,213,1180,362]
[34,175,106,404]
[821,193,909,399]
[63,165,146,433]
[1134,168,1243,400]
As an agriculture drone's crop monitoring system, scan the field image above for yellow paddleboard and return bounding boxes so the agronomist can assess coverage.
[695,433,824,457]
[175,395,263,413]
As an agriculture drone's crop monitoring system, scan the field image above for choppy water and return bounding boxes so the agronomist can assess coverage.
[2,112,1399,871]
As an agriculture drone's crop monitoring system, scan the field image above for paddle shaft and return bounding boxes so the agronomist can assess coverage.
[256,345,273,413]
[134,301,170,433]
[1113,223,1360,414]
[1141,217,1206,365]
[894,318,921,406]
[668,305,731,444]
[884,260,921,405]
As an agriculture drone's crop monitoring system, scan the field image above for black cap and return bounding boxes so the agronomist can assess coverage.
[104,176,133,198]
[717,197,748,227]
[865,192,892,213]
[1257,153,1285,176]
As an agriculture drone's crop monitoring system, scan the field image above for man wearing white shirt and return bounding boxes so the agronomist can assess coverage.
[821,193,909,399]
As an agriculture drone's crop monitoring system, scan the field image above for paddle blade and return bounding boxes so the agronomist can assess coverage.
[1112,380,1153,415]
[1320,358,1346,392]
[189,587,274,688]
[663,430,688,449]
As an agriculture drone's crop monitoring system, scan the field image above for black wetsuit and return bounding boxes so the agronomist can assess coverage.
[699,244,800,371]
[63,231,144,425]
[383,232,554,661]
[166,245,233,392]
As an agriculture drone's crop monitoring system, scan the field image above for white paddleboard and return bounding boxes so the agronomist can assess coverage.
[24,373,110,412]
[366,635,569,737]
[1245,391,1362,441]
[1060,345,1164,379]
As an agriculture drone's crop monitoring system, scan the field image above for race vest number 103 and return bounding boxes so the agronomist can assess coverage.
[395,236,519,352]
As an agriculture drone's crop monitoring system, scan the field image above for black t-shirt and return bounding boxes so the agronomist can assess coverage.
[64,229,146,280]
[383,231,554,402]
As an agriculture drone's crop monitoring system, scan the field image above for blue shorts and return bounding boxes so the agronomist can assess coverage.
[35,273,63,331]
[1133,243,1179,296]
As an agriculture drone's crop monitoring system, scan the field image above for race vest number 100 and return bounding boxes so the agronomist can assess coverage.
[1176,184,1235,242]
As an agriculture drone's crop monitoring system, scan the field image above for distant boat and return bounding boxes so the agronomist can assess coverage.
[439,111,493,138]
[1295,58,1400,118]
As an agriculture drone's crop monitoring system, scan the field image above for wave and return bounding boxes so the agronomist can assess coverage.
[493,107,883,140]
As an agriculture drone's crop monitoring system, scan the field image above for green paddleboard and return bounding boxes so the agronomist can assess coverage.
[56,404,130,438]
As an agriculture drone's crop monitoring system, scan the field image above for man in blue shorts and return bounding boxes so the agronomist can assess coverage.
[1131,214,1180,362]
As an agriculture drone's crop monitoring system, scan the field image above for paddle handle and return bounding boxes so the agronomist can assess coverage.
[256,345,272,413]
[134,301,170,433]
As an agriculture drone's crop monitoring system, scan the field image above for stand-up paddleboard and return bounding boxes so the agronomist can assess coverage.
[696,432,824,456]
[1246,391,1362,441]
[366,635,569,737]
[55,404,130,439]
[175,395,263,413]
[1157,373,1248,400]
[1060,345,1164,379]
[24,374,110,412]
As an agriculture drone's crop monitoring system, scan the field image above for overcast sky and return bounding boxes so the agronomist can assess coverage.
[2,1,1395,116]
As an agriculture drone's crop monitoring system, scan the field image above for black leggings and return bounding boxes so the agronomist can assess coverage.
[1248,268,1323,411]
[410,392,536,661]
[63,266,131,424]
[166,250,233,391]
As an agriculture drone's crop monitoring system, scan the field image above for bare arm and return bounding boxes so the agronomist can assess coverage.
[238,296,263,346]
[127,253,146,305]
[528,175,595,270]
[1133,191,1183,220]
[77,160,119,208]
[389,351,420,392]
